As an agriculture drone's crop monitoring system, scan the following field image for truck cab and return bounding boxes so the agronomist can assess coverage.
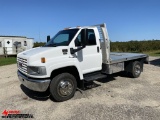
[17,23,148,101]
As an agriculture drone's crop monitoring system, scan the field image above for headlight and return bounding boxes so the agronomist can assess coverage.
[27,66,46,75]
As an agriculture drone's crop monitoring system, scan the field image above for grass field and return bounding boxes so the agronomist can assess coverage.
[0,57,17,66]
[143,50,160,56]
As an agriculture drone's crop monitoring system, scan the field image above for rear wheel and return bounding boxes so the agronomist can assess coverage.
[50,73,77,102]
[129,61,142,78]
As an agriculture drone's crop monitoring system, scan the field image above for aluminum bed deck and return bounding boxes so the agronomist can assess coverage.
[110,52,148,64]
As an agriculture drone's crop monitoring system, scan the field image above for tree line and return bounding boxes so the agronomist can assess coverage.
[34,42,46,47]
[110,40,160,52]
[34,40,160,52]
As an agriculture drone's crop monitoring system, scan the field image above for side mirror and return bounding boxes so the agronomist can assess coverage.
[81,29,87,47]
[47,35,50,42]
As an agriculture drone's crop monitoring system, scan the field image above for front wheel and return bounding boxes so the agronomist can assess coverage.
[50,73,77,102]
[129,61,142,78]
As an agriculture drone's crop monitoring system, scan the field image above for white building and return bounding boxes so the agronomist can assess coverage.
[0,36,34,55]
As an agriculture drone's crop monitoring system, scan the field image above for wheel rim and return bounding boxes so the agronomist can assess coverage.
[135,64,141,75]
[58,80,73,97]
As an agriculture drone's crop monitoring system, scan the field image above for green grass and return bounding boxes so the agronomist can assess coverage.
[143,50,160,56]
[0,57,17,66]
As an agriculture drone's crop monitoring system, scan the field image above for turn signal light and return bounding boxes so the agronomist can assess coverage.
[41,57,46,63]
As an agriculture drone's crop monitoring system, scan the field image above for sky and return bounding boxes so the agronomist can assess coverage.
[0,0,160,42]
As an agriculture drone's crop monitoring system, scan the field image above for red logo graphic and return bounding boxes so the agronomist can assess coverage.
[2,110,20,116]
[1,109,33,118]
[2,110,8,116]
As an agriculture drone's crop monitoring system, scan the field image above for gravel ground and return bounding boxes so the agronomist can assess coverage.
[0,56,160,120]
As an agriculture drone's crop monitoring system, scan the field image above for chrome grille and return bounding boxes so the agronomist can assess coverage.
[17,57,27,74]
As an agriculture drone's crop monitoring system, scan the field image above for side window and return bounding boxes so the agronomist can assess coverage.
[87,29,96,46]
[75,32,82,46]
[74,29,96,46]
[0,42,2,47]
[24,41,27,46]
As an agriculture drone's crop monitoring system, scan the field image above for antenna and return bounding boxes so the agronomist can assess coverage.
[39,28,41,42]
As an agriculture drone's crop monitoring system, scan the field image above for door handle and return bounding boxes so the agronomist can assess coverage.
[97,46,99,53]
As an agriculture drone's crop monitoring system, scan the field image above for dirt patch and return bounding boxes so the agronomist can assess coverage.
[0,57,160,120]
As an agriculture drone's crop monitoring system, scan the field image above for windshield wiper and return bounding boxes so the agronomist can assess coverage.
[43,43,57,47]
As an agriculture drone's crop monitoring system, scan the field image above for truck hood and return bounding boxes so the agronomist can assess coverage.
[20,47,55,56]
[17,46,70,65]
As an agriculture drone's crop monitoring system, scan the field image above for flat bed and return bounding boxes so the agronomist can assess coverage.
[110,52,148,64]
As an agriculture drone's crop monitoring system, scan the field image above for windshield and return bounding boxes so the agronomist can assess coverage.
[44,29,79,47]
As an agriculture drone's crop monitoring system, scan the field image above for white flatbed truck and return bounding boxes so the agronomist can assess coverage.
[17,23,148,101]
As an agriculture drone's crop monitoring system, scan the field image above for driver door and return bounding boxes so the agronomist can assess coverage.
[74,29,102,74]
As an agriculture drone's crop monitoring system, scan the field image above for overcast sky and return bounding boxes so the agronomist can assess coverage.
[0,0,160,42]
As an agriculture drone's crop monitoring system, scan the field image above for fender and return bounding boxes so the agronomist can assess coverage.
[47,60,83,80]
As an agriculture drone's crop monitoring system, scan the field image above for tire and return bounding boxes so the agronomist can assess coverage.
[129,61,142,78]
[50,73,77,102]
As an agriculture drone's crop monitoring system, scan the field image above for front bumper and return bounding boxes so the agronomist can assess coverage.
[17,71,51,92]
